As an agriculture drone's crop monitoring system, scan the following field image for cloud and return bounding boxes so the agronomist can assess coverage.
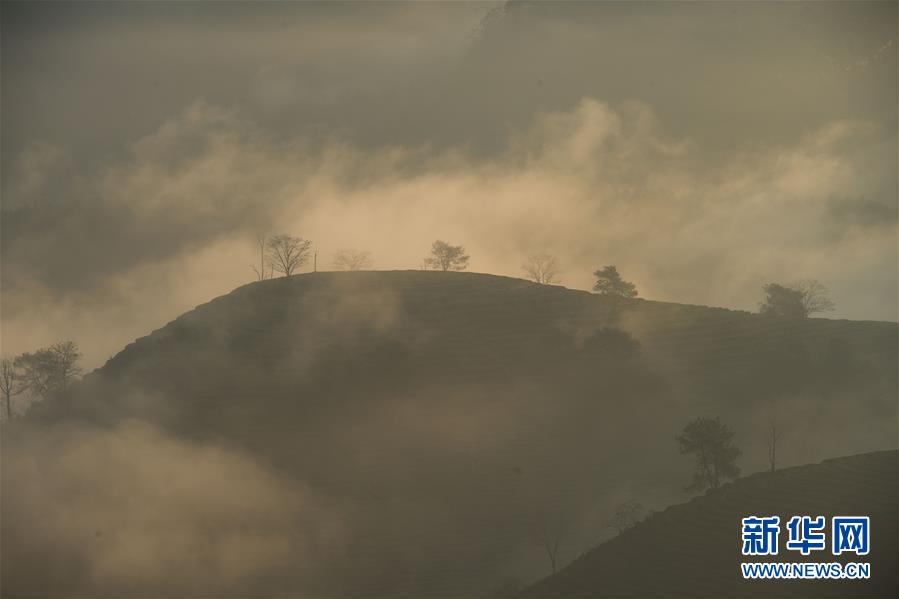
[1,96,895,368]
[1,420,344,597]
[3,1,896,367]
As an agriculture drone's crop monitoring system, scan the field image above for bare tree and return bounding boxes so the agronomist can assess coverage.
[333,249,373,271]
[250,234,273,281]
[794,280,836,316]
[535,512,565,575]
[424,240,469,272]
[0,358,23,420]
[523,253,561,284]
[53,341,82,391]
[766,423,779,472]
[266,234,313,277]
[17,341,83,400]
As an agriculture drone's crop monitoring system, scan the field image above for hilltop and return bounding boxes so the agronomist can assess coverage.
[522,450,899,598]
[10,271,898,597]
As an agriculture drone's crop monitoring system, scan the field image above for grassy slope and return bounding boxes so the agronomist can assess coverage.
[522,450,899,598]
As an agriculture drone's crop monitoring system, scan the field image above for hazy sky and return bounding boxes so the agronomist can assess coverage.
[2,1,897,368]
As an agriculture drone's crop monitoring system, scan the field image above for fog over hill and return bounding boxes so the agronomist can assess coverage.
[3,272,896,597]
[2,3,896,597]
[2,2,896,369]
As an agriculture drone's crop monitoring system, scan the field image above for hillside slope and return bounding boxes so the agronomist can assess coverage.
[8,271,897,597]
[82,271,898,470]
[522,450,899,598]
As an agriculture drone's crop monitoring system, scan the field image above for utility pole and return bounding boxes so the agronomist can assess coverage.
[314,251,317,273]
[767,423,779,472]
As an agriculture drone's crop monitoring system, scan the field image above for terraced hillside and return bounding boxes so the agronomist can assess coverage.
[522,450,899,598]
[6,271,897,597]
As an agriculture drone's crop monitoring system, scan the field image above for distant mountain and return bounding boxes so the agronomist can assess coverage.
[521,450,899,598]
[8,271,897,597]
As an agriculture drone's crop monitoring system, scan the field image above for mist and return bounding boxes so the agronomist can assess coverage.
[1,2,897,597]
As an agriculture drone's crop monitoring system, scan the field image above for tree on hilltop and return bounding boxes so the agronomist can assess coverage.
[424,240,469,272]
[593,265,637,298]
[759,280,834,318]
[523,253,561,284]
[250,234,274,281]
[267,234,313,276]
[333,249,373,271]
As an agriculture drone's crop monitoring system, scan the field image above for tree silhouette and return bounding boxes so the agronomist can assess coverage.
[266,235,313,277]
[759,280,834,318]
[424,240,469,272]
[535,511,566,575]
[333,249,373,271]
[17,341,83,400]
[676,417,741,492]
[759,284,805,318]
[0,358,23,420]
[523,253,561,284]
[593,265,637,298]
[250,234,273,281]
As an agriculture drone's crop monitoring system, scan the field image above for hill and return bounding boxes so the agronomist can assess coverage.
[521,450,899,598]
[5,271,897,597]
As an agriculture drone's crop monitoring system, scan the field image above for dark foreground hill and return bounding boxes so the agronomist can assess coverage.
[3,271,897,597]
[522,450,899,599]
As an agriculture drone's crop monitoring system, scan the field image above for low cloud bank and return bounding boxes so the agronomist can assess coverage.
[1,420,344,597]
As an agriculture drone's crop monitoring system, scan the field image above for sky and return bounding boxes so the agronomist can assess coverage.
[2,0,897,369]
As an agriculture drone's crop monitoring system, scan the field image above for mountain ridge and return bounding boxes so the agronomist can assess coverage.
[94,270,896,377]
